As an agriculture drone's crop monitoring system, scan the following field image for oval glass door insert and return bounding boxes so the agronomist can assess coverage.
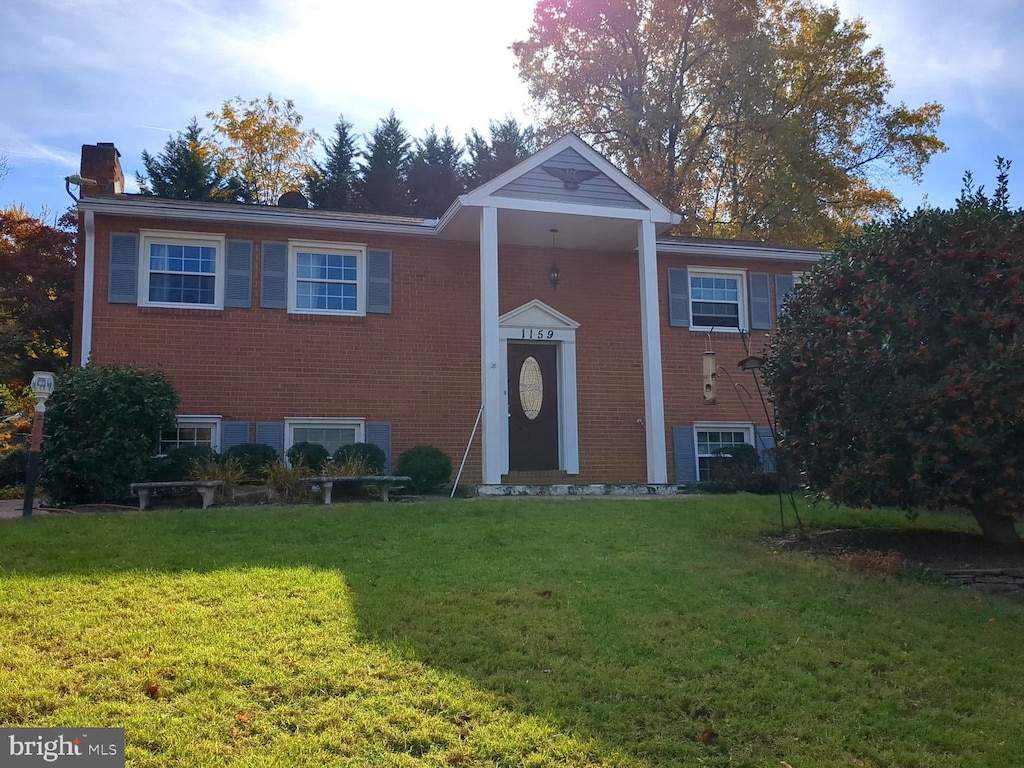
[519,356,544,420]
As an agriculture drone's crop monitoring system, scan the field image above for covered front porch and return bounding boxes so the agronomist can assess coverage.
[435,135,681,485]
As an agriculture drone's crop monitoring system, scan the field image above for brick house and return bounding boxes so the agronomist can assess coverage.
[73,135,821,488]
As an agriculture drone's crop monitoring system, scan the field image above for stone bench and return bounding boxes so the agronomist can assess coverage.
[130,480,224,511]
[300,475,411,503]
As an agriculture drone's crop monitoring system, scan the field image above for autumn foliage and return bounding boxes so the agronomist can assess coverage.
[763,161,1024,544]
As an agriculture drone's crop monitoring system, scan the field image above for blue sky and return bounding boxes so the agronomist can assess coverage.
[2,0,1022,222]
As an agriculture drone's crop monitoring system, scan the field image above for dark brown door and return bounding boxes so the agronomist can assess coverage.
[508,343,559,471]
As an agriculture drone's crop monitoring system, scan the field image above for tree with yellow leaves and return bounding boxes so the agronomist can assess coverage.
[513,0,946,247]
[207,95,318,206]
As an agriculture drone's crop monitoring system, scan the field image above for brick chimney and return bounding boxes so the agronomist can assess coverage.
[79,142,124,196]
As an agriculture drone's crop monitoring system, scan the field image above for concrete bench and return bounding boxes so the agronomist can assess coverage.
[130,480,224,511]
[300,475,410,503]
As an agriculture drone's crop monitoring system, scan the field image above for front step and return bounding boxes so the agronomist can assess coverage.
[501,469,569,485]
[476,483,680,497]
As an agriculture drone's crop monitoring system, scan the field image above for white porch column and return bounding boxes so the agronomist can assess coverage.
[638,219,668,483]
[480,206,504,484]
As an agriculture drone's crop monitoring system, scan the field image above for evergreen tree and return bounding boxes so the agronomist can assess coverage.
[135,118,246,202]
[464,117,537,189]
[357,111,412,215]
[407,127,465,218]
[305,115,360,210]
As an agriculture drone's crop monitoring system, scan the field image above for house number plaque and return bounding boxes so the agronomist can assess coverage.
[519,329,555,340]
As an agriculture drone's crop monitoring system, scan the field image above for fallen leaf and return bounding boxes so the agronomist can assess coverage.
[780,762,794,768]
[699,727,719,745]
[235,711,250,724]
[851,759,867,766]
[989,618,996,625]
[536,590,553,598]
[829,660,843,668]
[145,684,159,700]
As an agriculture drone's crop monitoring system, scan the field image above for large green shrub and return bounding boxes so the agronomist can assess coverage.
[334,442,386,475]
[286,441,330,471]
[222,444,279,478]
[763,160,1024,544]
[397,445,452,494]
[39,365,178,504]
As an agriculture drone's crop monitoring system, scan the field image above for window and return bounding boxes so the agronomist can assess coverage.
[694,424,753,481]
[140,231,225,309]
[288,240,366,315]
[158,416,221,454]
[285,418,364,459]
[689,268,747,331]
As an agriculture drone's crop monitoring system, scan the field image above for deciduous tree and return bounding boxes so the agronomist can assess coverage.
[305,115,360,211]
[136,118,247,202]
[0,207,76,385]
[207,95,318,205]
[513,0,945,247]
[763,160,1024,544]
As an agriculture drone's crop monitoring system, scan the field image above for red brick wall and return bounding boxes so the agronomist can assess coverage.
[80,212,806,483]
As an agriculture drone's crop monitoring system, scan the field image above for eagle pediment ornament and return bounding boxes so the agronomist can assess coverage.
[541,165,602,190]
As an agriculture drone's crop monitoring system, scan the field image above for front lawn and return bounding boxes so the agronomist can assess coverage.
[1,497,1022,767]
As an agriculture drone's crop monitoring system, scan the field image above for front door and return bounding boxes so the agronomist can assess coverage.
[507,343,559,471]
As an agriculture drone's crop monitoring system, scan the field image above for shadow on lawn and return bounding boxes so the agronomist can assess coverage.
[2,501,1020,766]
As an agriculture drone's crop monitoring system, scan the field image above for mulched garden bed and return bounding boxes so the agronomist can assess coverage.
[767,526,1024,596]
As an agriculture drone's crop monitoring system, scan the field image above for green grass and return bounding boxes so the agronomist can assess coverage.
[1,497,1022,767]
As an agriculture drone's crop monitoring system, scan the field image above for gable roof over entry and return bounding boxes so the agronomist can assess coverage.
[436,134,682,251]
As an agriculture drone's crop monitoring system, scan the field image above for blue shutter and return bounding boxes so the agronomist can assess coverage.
[260,242,288,308]
[220,421,250,452]
[667,268,690,327]
[672,425,698,484]
[108,233,139,303]
[367,248,392,314]
[775,274,796,318]
[755,426,776,473]
[749,273,771,330]
[365,421,392,474]
[224,240,253,308]
[255,422,285,457]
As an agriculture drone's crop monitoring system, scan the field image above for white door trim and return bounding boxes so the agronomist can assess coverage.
[499,300,580,476]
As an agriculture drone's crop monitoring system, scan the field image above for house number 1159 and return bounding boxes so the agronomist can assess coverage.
[521,329,555,339]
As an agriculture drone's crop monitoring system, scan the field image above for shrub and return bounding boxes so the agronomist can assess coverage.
[397,445,452,494]
[222,444,279,479]
[38,365,178,505]
[334,442,386,474]
[191,457,247,502]
[261,460,313,502]
[0,485,22,500]
[148,445,215,483]
[0,441,28,488]
[321,456,371,478]
[764,160,1024,544]
[287,441,330,471]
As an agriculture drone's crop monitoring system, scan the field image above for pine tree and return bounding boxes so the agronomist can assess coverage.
[136,118,246,201]
[464,117,536,189]
[357,111,412,215]
[407,127,465,218]
[305,115,360,210]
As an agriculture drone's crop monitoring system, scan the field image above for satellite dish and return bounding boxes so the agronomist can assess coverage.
[278,191,309,209]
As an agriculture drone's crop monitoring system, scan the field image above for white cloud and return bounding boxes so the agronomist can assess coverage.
[0,130,79,169]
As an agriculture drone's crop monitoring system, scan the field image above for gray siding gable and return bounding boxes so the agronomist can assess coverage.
[494,147,646,210]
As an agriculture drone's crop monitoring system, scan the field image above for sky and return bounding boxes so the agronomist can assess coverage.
[1,0,1022,223]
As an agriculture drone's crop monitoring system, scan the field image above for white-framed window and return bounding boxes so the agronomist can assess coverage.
[158,415,222,454]
[694,422,754,482]
[284,418,365,459]
[689,267,748,331]
[288,240,367,316]
[139,230,226,309]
